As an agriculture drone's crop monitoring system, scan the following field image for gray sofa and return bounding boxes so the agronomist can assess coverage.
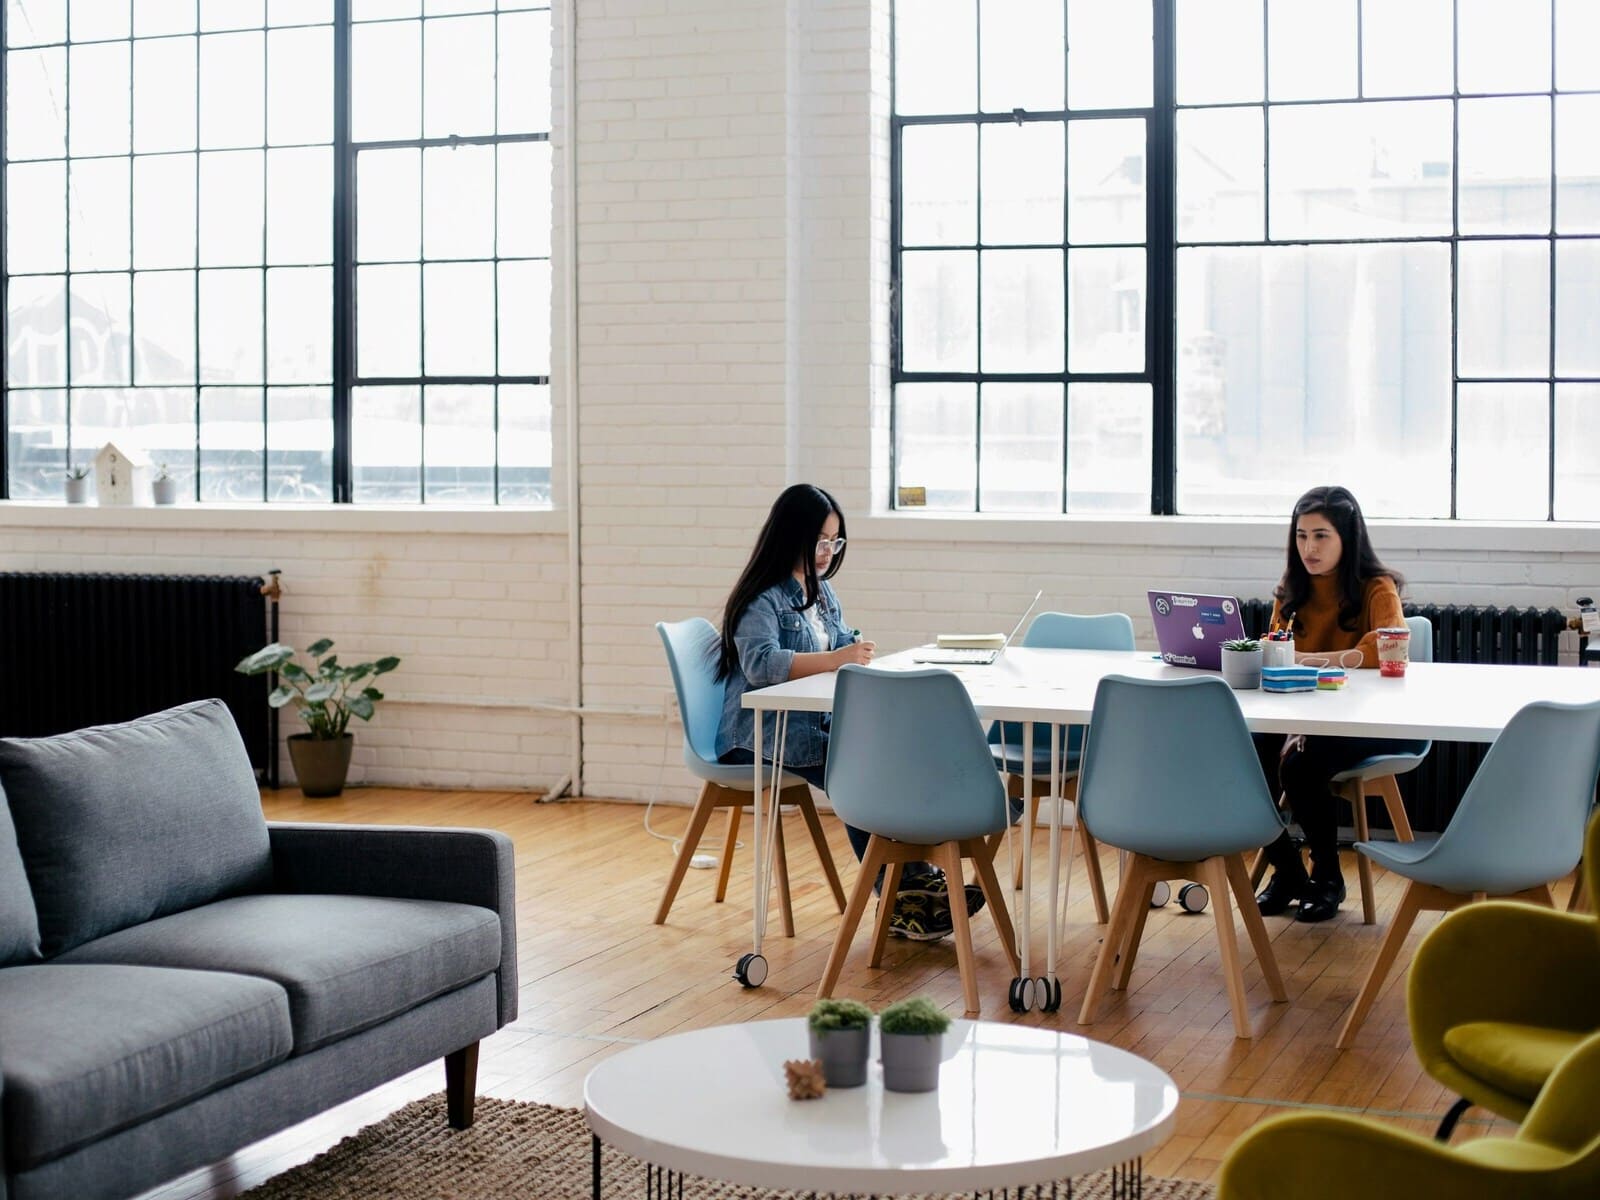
[0,699,517,1200]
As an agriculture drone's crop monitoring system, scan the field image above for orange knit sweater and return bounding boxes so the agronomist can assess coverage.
[1267,573,1404,669]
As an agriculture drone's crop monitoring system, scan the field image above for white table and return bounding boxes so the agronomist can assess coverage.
[584,1018,1178,1197]
[737,648,1600,1002]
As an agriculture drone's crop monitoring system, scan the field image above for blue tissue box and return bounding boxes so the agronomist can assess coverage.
[1262,665,1319,693]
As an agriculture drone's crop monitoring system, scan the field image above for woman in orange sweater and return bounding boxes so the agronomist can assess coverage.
[1254,485,1411,923]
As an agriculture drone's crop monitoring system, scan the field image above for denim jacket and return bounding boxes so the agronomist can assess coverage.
[717,576,851,767]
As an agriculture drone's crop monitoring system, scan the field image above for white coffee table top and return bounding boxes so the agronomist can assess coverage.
[583,1018,1179,1193]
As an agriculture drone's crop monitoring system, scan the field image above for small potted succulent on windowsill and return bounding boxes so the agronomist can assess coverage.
[877,996,951,1093]
[235,639,400,797]
[1220,638,1264,690]
[807,998,873,1088]
[151,464,180,505]
[65,465,92,504]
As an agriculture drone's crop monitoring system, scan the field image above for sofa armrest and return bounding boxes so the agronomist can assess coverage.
[267,823,517,1026]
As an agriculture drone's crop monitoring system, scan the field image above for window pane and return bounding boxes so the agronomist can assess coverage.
[1068,0,1151,111]
[1176,0,1262,105]
[134,153,197,269]
[496,140,549,258]
[1458,97,1550,236]
[68,156,129,271]
[1557,0,1600,90]
[978,383,1061,512]
[358,147,420,261]
[137,0,196,37]
[498,258,549,376]
[71,0,128,44]
[199,32,264,150]
[134,36,197,154]
[6,389,68,498]
[69,42,130,156]
[69,272,131,385]
[73,387,194,483]
[357,263,419,376]
[900,250,976,372]
[1361,0,1452,98]
[1176,244,1452,518]
[1458,0,1550,94]
[7,161,64,274]
[200,386,264,502]
[423,143,494,259]
[133,271,196,384]
[496,383,550,504]
[267,266,330,383]
[1457,384,1548,519]
[498,10,550,134]
[200,0,263,32]
[1068,119,1144,245]
[8,0,65,47]
[199,149,265,267]
[894,382,976,510]
[352,384,421,502]
[1269,101,1452,239]
[979,122,1058,247]
[1267,0,1356,102]
[896,0,974,116]
[267,146,331,263]
[904,123,976,246]
[354,0,420,17]
[980,0,1063,114]
[424,15,494,138]
[7,48,67,160]
[1177,108,1263,243]
[423,384,493,503]
[423,261,493,375]
[353,20,420,142]
[268,386,332,502]
[1556,95,1600,234]
[981,248,1062,373]
[198,268,263,383]
[1069,248,1143,372]
[271,0,332,23]
[1458,241,1549,379]
[1555,384,1600,520]
[268,26,332,145]
[8,275,67,386]
[1556,239,1600,377]
[1068,383,1152,513]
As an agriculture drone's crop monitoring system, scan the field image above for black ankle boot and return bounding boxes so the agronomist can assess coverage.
[1296,875,1346,923]
[1256,871,1308,916]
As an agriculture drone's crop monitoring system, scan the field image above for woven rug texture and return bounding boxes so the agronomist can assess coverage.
[240,1094,1216,1199]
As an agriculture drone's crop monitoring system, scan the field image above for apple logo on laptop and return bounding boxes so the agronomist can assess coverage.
[1192,622,1205,640]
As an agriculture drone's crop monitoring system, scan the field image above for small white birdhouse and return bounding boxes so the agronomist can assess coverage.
[94,442,152,507]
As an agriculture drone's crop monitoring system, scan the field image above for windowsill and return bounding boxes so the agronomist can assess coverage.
[0,500,569,535]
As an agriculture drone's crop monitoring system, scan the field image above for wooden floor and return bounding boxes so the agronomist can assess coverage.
[141,786,1553,1199]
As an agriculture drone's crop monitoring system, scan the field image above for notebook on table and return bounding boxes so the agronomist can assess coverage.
[912,590,1042,666]
[1147,589,1247,671]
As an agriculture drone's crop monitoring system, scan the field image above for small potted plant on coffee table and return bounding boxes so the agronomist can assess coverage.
[807,998,873,1088]
[877,996,951,1093]
[1220,637,1263,690]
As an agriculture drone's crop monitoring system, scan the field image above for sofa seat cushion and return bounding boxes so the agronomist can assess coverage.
[1442,1020,1588,1103]
[0,963,291,1170]
[58,893,502,1054]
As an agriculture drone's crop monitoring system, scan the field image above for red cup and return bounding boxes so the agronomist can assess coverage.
[1376,627,1410,677]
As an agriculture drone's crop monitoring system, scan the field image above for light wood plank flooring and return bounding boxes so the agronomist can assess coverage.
[140,787,1555,1198]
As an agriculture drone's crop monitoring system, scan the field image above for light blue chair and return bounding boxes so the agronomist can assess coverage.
[653,619,846,936]
[817,665,1021,1015]
[1335,697,1600,1048]
[1076,675,1290,1039]
[990,611,1135,913]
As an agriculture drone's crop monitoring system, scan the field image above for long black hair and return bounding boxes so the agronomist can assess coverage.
[1274,485,1403,633]
[715,484,847,681]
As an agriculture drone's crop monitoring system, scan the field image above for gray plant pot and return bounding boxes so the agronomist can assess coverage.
[152,476,181,505]
[65,476,91,504]
[879,1031,942,1093]
[1220,647,1263,690]
[808,1025,869,1088]
[288,733,354,798]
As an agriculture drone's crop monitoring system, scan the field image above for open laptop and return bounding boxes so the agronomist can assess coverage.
[912,590,1042,666]
[1147,589,1247,671]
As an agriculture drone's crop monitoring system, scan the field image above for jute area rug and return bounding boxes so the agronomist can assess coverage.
[241,1094,1216,1199]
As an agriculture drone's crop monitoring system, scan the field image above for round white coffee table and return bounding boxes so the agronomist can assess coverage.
[583,1018,1178,1198]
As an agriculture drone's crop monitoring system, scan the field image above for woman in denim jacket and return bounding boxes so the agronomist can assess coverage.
[714,484,978,940]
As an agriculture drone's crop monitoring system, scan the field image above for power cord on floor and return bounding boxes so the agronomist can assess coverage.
[641,702,740,868]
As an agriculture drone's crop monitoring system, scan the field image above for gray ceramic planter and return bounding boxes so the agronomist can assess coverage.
[808,1026,869,1088]
[879,1031,942,1093]
[1220,647,1263,690]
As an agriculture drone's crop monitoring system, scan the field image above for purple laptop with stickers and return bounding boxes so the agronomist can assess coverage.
[1147,590,1248,671]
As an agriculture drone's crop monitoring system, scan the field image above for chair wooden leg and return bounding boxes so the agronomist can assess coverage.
[1078,820,1111,925]
[1248,846,1268,889]
[1078,855,1151,1026]
[714,804,741,903]
[1568,867,1587,913]
[868,860,906,969]
[1224,852,1287,1002]
[1012,790,1039,890]
[773,806,795,938]
[1207,856,1254,1039]
[1336,879,1431,1049]
[937,841,983,1016]
[444,1042,479,1129]
[1376,776,1415,842]
[654,782,723,925]
[792,787,848,912]
[1113,873,1158,991]
[1344,780,1376,925]
[964,836,1020,977]
[818,837,886,999]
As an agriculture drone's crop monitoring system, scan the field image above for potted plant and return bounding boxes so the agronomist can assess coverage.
[65,465,91,504]
[807,998,872,1088]
[151,464,180,505]
[1220,637,1264,690]
[876,996,950,1093]
[235,639,400,797]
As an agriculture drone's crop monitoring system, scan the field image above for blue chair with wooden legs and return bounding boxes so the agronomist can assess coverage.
[653,619,847,937]
[1335,697,1600,1049]
[990,611,1134,919]
[1076,675,1290,1039]
[817,665,1021,1015]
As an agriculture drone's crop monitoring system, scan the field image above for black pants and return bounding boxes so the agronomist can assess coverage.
[1252,732,1423,882]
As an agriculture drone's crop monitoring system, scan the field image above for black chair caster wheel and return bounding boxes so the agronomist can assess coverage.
[1178,882,1210,913]
[1039,977,1062,1012]
[733,952,768,988]
[1149,880,1172,908]
[1008,976,1036,1012]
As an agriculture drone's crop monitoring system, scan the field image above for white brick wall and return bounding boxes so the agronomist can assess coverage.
[3,0,1598,803]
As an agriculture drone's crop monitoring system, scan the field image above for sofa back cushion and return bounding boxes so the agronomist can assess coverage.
[0,700,272,955]
[0,781,42,964]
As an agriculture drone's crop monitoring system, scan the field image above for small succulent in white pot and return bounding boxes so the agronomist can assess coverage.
[1220,638,1264,690]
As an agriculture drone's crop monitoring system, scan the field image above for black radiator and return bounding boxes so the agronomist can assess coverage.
[0,573,276,783]
[1241,599,1568,831]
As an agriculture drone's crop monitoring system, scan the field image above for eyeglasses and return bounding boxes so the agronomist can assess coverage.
[815,537,846,555]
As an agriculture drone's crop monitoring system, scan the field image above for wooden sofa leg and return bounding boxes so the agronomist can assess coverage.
[446,1042,480,1129]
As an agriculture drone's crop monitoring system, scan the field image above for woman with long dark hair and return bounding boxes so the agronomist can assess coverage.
[1253,485,1411,923]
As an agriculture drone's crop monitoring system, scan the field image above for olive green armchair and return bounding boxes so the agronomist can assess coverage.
[1218,1028,1600,1200]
